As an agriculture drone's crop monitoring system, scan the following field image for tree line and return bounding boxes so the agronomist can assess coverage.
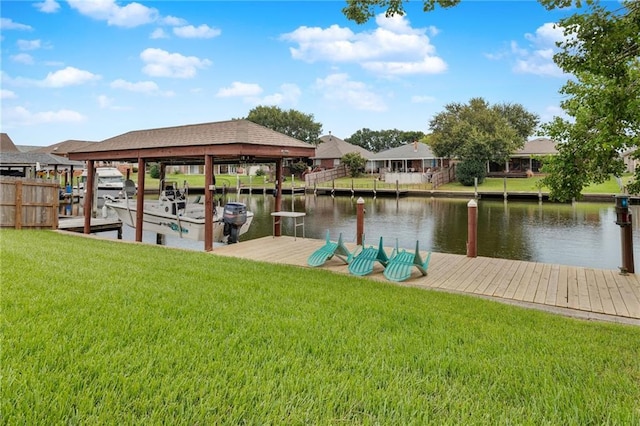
[243,0,638,202]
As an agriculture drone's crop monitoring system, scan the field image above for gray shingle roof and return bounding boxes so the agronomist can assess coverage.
[370,142,437,160]
[0,152,84,167]
[1,133,20,153]
[514,138,557,156]
[313,134,373,159]
[32,140,96,155]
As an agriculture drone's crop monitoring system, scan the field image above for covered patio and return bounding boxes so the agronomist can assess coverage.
[67,119,315,251]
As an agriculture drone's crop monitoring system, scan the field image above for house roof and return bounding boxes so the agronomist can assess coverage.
[0,152,84,168]
[514,138,557,156]
[68,119,315,164]
[32,139,96,156]
[313,134,373,159]
[1,133,20,153]
[370,141,437,160]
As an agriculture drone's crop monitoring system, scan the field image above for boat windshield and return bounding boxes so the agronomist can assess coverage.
[98,176,125,184]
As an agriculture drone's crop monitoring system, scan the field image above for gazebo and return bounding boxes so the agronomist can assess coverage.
[67,119,316,251]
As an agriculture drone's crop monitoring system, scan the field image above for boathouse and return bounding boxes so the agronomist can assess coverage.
[67,119,316,251]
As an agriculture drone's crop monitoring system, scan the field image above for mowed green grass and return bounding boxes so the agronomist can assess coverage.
[2,230,639,424]
[136,173,628,195]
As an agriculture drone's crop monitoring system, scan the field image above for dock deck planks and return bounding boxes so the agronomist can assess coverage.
[211,236,640,324]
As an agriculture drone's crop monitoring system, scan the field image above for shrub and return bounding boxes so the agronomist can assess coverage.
[289,161,308,178]
[341,152,366,177]
[456,159,486,186]
[149,164,160,179]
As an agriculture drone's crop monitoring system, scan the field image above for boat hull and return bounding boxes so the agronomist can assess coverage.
[105,199,253,242]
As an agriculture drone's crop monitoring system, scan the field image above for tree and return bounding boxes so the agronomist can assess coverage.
[341,0,640,201]
[538,0,640,201]
[428,97,539,165]
[345,128,425,153]
[342,0,460,24]
[341,152,367,177]
[246,105,323,145]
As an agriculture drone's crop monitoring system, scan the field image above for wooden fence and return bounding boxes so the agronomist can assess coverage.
[304,165,347,186]
[431,166,456,189]
[0,177,59,230]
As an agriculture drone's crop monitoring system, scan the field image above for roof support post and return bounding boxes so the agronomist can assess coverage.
[274,158,283,236]
[135,157,146,242]
[204,154,214,251]
[83,160,95,234]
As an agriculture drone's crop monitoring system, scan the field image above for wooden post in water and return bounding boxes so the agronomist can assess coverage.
[467,199,478,258]
[356,197,365,246]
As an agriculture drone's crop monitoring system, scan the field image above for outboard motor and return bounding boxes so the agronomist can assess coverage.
[223,202,247,244]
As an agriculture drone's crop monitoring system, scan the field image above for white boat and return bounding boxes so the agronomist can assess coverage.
[79,167,129,207]
[104,181,253,243]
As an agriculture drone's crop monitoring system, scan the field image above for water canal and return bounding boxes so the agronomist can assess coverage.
[74,193,640,271]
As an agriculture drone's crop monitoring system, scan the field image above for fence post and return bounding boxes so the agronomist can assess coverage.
[15,180,22,229]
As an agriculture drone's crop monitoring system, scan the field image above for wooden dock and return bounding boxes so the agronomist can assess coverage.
[58,217,123,238]
[212,236,640,325]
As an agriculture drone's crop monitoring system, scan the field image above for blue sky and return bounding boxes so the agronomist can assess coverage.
[1,0,577,147]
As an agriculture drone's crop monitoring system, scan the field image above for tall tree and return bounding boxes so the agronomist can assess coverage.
[428,98,539,164]
[341,0,640,200]
[538,0,640,201]
[246,106,323,145]
[345,128,425,153]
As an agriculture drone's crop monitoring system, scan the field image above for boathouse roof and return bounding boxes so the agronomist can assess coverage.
[67,119,315,164]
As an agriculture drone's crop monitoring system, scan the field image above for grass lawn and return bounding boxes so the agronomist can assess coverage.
[2,229,639,424]
[131,173,628,196]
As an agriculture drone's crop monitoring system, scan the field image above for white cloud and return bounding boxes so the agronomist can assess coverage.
[41,66,101,87]
[216,82,263,98]
[110,78,173,96]
[2,106,86,126]
[161,16,187,26]
[1,89,17,99]
[281,13,446,76]
[150,28,168,39]
[314,73,386,111]
[173,24,221,39]
[34,0,60,13]
[254,84,301,106]
[511,23,566,77]
[0,18,33,31]
[111,78,159,93]
[17,39,41,51]
[67,0,158,28]
[363,57,446,75]
[411,95,436,103]
[97,94,131,110]
[140,48,211,78]
[11,53,35,65]
[97,94,112,108]
[541,104,568,122]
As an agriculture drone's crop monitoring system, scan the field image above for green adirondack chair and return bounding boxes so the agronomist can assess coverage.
[384,240,431,282]
[348,236,390,276]
[307,230,352,267]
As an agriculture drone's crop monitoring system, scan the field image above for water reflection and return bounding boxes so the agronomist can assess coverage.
[63,193,639,270]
